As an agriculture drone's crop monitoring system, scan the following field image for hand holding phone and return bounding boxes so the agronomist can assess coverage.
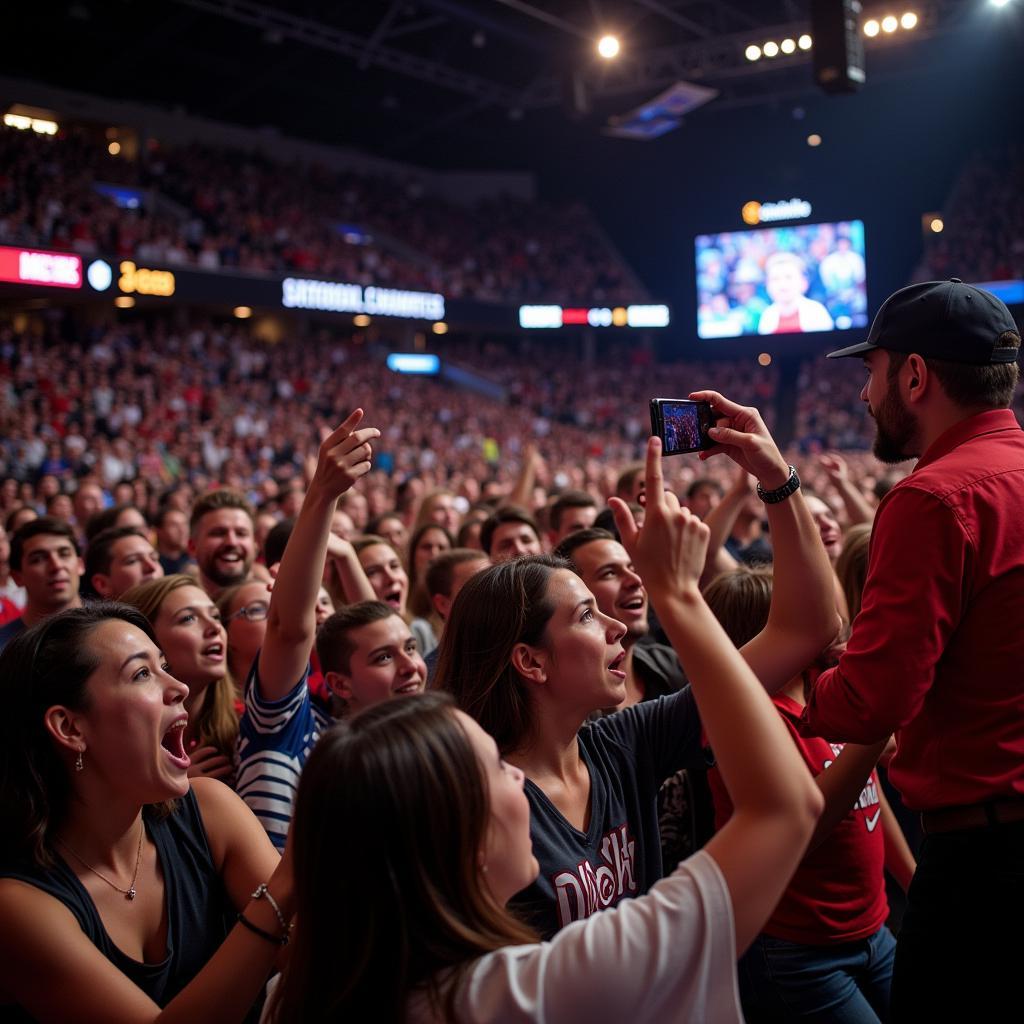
[649,398,716,456]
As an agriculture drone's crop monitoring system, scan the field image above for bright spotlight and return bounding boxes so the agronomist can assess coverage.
[233,306,252,319]
[745,43,762,61]
[432,321,449,335]
[807,133,822,147]
[781,38,797,54]
[108,141,121,156]
[901,12,919,28]
[798,34,813,50]
[930,218,944,233]
[763,40,779,57]
[864,18,880,35]
[881,15,898,32]
[990,0,1011,8]
[597,34,620,59]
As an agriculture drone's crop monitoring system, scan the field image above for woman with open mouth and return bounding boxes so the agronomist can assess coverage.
[0,603,291,1022]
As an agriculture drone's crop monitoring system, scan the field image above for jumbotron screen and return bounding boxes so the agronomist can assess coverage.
[695,220,868,340]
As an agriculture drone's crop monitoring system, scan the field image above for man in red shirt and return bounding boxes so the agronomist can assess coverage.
[802,279,1022,1020]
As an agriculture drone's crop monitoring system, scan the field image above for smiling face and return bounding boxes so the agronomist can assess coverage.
[527,569,628,714]
[152,584,226,691]
[61,619,192,801]
[804,496,843,562]
[190,508,256,593]
[358,543,409,615]
[329,614,426,714]
[568,538,649,644]
[455,709,539,905]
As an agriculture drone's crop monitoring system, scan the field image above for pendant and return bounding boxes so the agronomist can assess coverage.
[126,888,136,901]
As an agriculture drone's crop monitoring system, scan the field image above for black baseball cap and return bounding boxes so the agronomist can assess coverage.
[827,279,1020,364]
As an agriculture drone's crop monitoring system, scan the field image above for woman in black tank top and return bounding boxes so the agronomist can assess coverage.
[0,604,292,1023]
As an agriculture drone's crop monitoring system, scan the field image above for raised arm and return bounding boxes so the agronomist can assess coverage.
[258,411,379,701]
[325,533,376,604]
[611,438,823,954]
[507,442,543,511]
[697,466,747,586]
[820,453,874,527]
[690,390,843,693]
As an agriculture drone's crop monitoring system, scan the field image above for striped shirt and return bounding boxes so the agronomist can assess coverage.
[235,657,331,850]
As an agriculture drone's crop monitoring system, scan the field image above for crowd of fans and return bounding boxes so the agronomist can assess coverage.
[0,126,643,304]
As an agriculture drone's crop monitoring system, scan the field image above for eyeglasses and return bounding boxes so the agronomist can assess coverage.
[226,600,270,624]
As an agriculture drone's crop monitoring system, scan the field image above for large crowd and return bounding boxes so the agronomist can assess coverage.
[0,127,642,304]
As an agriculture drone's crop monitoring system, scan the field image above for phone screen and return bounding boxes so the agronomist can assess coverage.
[650,399,715,455]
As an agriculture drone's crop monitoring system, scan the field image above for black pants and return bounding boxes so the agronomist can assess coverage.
[891,819,1024,1022]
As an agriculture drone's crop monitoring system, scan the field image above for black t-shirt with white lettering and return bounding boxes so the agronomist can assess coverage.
[510,687,703,939]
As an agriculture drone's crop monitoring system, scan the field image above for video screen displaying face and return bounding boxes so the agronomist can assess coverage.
[695,220,868,339]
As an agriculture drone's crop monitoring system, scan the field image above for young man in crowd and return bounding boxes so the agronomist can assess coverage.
[685,478,723,520]
[801,280,1024,1020]
[189,489,257,598]
[480,506,543,562]
[0,517,84,651]
[154,504,194,575]
[72,479,105,539]
[547,490,598,547]
[84,525,164,599]
[421,548,490,682]
[0,522,26,614]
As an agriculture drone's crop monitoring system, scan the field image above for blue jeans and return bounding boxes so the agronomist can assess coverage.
[738,926,897,1023]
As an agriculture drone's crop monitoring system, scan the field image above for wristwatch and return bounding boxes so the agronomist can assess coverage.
[756,465,801,504]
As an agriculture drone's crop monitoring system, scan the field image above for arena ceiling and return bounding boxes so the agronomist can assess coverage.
[5,0,996,165]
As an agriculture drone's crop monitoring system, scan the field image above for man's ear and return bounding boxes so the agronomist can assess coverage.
[510,643,548,685]
[904,353,929,403]
[91,573,112,598]
[324,670,352,701]
[432,592,452,622]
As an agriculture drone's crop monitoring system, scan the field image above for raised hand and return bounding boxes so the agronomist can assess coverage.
[608,435,710,601]
[819,452,849,488]
[310,409,381,500]
[187,744,236,782]
[689,390,790,490]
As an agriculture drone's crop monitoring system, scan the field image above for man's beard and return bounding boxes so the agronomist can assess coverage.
[871,379,918,464]
[203,551,252,588]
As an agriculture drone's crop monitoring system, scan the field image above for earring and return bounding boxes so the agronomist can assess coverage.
[74,750,84,772]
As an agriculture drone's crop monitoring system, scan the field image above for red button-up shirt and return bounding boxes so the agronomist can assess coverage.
[803,409,1024,811]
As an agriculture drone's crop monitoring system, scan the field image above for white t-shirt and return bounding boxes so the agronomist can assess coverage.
[262,850,741,1023]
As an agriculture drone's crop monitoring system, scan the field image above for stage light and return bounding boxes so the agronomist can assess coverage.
[881,15,898,32]
[108,141,121,156]
[798,34,813,50]
[763,40,779,57]
[930,218,944,233]
[114,296,135,309]
[807,133,822,147]
[990,0,1011,8]
[597,34,620,59]
[758,353,773,367]
[233,306,252,319]
[745,43,762,61]
[353,314,371,327]
[3,113,58,135]
[901,12,919,28]
[781,37,797,53]
[432,321,449,334]
[864,18,880,35]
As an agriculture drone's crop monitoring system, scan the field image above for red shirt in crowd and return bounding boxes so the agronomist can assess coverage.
[708,694,887,944]
[802,410,1024,811]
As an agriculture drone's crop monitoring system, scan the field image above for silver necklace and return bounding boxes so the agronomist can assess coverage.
[56,821,145,901]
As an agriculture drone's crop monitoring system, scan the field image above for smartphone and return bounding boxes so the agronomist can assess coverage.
[649,398,716,455]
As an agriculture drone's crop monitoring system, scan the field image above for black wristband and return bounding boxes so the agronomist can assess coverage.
[238,911,289,946]
[756,465,801,504]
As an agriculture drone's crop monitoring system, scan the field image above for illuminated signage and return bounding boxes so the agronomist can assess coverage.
[386,353,441,375]
[518,304,670,329]
[119,260,175,296]
[742,198,813,225]
[0,246,81,289]
[282,278,445,320]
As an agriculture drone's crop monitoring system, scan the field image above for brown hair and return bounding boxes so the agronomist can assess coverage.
[316,600,399,676]
[887,338,1020,410]
[836,523,872,622]
[478,506,540,557]
[435,555,566,753]
[189,488,255,535]
[549,489,597,533]
[425,549,489,600]
[703,567,774,649]
[120,575,238,759]
[407,523,454,618]
[266,692,536,1023]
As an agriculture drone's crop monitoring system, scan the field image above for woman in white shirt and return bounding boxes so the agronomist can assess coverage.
[264,438,824,1023]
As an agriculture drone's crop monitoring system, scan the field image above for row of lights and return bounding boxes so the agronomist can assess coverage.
[864,11,919,36]
[745,34,812,61]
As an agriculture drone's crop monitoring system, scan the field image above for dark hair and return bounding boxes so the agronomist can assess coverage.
[366,512,404,536]
[615,462,645,497]
[408,523,454,618]
[836,523,872,622]
[266,692,536,1023]
[548,490,597,534]
[316,600,399,676]
[436,555,566,753]
[686,478,724,500]
[10,516,80,572]
[424,549,489,600]
[83,526,149,592]
[6,506,39,534]
[887,339,1020,410]
[478,506,540,557]
[0,603,162,867]
[703,567,774,649]
[552,527,616,569]
[153,503,188,530]
[83,504,144,544]
[189,489,255,535]
[593,503,641,541]
[262,517,293,568]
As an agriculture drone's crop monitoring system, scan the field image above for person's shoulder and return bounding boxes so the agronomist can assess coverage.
[0,616,25,645]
